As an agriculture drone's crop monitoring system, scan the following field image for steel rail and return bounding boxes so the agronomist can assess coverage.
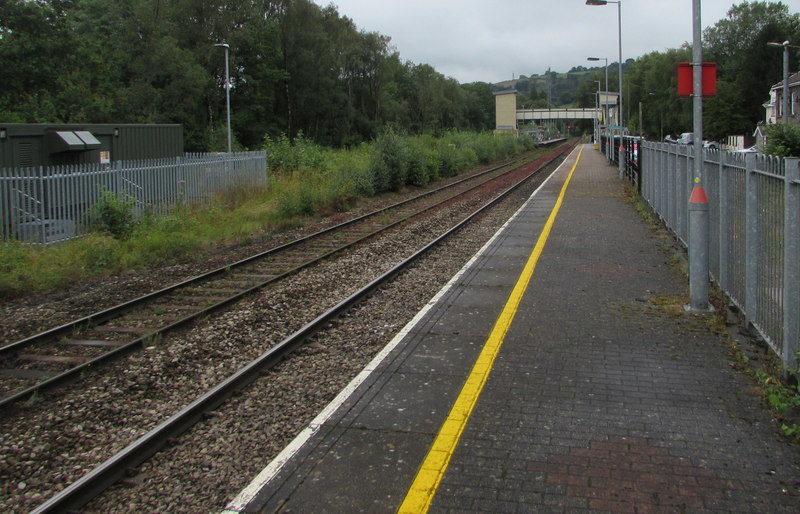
[0,155,541,409]
[30,143,574,513]
[1,159,518,353]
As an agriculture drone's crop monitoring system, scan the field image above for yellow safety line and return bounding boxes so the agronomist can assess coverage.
[397,145,584,514]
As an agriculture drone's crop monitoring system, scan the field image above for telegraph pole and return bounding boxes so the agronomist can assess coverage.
[688,0,710,311]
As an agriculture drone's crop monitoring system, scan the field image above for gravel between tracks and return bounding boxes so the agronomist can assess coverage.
[0,156,559,513]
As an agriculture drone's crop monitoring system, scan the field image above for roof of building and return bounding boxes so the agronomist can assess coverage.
[771,71,800,90]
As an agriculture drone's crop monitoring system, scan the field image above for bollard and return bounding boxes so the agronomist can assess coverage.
[687,181,711,311]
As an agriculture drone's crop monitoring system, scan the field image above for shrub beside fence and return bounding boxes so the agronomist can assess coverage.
[641,142,799,370]
[0,151,267,244]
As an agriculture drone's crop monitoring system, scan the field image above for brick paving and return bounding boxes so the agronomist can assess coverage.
[428,145,800,512]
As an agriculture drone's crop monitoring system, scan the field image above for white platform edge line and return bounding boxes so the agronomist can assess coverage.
[221,146,580,513]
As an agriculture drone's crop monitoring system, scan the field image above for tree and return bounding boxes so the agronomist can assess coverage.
[0,0,78,121]
[460,82,494,131]
[0,0,510,150]
[623,47,694,139]
[766,123,800,156]
[703,1,800,138]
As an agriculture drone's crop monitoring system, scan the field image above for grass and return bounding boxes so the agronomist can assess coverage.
[0,131,538,300]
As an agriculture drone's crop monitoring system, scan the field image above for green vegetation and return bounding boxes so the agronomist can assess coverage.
[0,0,495,151]
[0,131,536,300]
[498,3,800,144]
[765,123,800,157]
[87,190,138,240]
[566,2,800,143]
[755,368,800,442]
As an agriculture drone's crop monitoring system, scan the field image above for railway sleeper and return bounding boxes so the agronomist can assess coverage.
[16,354,90,365]
[183,295,235,304]
[119,314,183,324]
[62,339,127,348]
[91,326,152,336]
[0,367,55,380]
[189,287,245,295]
[230,273,277,281]
[146,303,198,310]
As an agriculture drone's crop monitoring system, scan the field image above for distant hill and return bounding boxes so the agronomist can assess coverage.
[492,65,613,108]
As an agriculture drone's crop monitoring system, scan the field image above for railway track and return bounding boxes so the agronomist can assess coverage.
[0,144,570,409]
[10,141,575,513]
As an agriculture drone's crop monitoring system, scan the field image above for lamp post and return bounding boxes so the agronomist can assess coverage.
[214,43,232,154]
[587,57,608,96]
[638,100,643,138]
[687,0,709,311]
[594,80,601,146]
[646,92,661,141]
[767,40,800,124]
[588,57,609,136]
[586,1,623,129]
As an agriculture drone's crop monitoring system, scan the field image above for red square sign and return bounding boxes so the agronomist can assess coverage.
[677,62,717,97]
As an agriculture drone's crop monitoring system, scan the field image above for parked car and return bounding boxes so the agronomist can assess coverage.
[734,146,758,153]
[671,132,719,150]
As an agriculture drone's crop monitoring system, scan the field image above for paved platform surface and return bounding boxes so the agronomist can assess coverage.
[225,144,800,513]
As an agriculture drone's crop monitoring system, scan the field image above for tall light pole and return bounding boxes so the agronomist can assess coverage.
[594,80,601,145]
[586,1,623,129]
[647,92,661,140]
[688,0,709,311]
[767,40,799,124]
[587,57,608,96]
[214,42,232,154]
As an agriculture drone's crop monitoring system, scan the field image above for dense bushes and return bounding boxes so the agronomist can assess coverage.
[87,190,138,240]
[265,129,538,208]
[0,131,537,299]
[766,123,800,157]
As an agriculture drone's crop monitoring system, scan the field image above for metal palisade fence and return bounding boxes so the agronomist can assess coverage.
[641,142,799,370]
[0,151,267,244]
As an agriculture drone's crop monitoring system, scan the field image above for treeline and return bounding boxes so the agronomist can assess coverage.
[500,67,633,109]
[0,0,496,151]
[572,1,800,142]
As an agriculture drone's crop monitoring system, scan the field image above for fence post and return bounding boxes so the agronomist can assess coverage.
[662,142,670,218]
[676,146,686,241]
[784,157,799,372]
[642,143,650,203]
[745,152,758,330]
[717,151,729,292]
[688,149,710,311]
[37,166,46,244]
[663,144,670,227]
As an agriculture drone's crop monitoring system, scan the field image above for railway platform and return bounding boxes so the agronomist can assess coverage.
[224,144,800,513]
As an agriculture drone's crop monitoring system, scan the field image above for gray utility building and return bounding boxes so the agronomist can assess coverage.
[0,124,183,168]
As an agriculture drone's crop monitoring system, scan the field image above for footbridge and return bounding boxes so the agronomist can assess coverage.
[494,89,617,133]
[516,108,595,121]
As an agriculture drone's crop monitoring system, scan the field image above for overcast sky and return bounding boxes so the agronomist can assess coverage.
[312,0,800,84]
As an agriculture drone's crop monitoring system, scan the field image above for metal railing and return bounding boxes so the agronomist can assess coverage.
[1,151,267,244]
[599,132,643,191]
[641,142,799,369]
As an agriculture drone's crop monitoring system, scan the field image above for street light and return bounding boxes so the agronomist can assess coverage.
[214,42,232,154]
[646,92,663,141]
[594,80,601,145]
[586,0,623,129]
[588,57,609,138]
[767,40,800,125]
[587,57,608,95]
